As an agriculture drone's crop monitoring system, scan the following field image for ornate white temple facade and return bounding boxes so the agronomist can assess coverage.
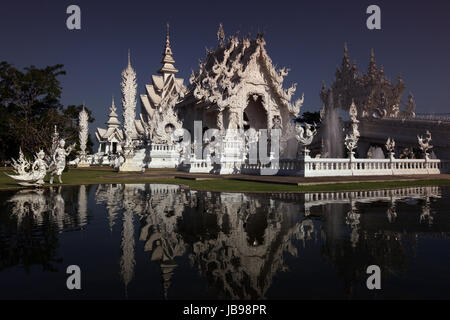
[90,24,449,176]
[136,24,186,168]
[179,32,302,150]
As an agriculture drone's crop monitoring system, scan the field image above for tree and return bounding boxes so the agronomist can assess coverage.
[0,61,95,162]
[296,111,321,125]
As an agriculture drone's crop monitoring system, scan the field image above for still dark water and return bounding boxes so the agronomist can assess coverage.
[0,184,449,300]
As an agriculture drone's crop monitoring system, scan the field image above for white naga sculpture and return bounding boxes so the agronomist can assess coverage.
[10,148,30,176]
[6,149,48,186]
[48,132,75,184]
[77,106,90,167]
[295,122,317,157]
[344,101,360,157]
[417,130,433,158]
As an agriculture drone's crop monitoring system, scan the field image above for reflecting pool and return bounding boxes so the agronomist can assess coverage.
[0,184,449,299]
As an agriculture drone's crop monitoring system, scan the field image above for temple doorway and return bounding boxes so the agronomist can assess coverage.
[112,142,117,154]
[243,96,267,131]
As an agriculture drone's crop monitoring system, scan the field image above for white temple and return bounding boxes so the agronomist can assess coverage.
[90,24,449,176]
[137,23,186,168]
[95,98,124,164]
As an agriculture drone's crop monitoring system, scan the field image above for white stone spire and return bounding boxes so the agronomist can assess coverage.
[121,50,137,141]
[158,23,179,75]
[78,105,89,154]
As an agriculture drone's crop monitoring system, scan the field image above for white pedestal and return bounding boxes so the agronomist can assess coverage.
[119,147,143,172]
[119,158,142,172]
[146,144,180,168]
[77,162,90,168]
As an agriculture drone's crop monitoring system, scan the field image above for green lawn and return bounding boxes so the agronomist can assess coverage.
[0,167,449,193]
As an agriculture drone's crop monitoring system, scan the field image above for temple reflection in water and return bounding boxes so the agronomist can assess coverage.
[1,184,449,299]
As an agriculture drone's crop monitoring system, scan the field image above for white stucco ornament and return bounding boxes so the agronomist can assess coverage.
[295,122,317,157]
[418,130,433,158]
[6,149,48,186]
[189,30,303,131]
[385,137,395,153]
[77,105,90,166]
[121,50,138,148]
[344,101,360,155]
[48,127,75,184]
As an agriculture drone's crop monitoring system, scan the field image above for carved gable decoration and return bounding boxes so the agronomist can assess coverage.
[189,34,303,118]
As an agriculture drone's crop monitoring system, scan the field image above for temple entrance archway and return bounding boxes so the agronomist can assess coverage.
[243,96,268,131]
[112,142,117,154]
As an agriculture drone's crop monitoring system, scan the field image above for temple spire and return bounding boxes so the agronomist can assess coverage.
[111,96,116,112]
[121,51,138,139]
[342,43,351,70]
[107,96,120,128]
[367,48,378,80]
[217,23,225,47]
[158,23,179,75]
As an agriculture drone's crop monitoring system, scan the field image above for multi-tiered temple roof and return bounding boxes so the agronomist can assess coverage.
[95,98,124,144]
[139,24,185,118]
[136,24,185,144]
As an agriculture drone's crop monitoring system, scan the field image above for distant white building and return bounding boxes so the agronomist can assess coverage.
[95,98,124,163]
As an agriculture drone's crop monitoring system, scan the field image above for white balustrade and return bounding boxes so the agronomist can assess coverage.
[241,155,450,177]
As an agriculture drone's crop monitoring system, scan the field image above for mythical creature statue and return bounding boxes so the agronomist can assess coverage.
[6,149,48,187]
[385,137,396,153]
[48,139,75,184]
[10,148,30,176]
[272,115,282,130]
[295,122,317,157]
[344,101,360,155]
[417,130,433,158]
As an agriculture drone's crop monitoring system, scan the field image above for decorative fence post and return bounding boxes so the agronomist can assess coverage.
[418,130,433,174]
[386,137,396,174]
[345,101,359,175]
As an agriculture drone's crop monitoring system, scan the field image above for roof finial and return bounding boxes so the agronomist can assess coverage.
[158,23,178,75]
[128,49,131,67]
[217,23,225,47]
[166,22,170,43]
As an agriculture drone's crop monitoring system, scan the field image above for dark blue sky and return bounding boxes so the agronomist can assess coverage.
[1,0,450,134]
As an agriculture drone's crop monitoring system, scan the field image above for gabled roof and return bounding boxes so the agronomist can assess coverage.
[139,24,186,125]
[96,126,124,142]
[146,84,162,106]
[152,75,164,91]
[186,33,303,116]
